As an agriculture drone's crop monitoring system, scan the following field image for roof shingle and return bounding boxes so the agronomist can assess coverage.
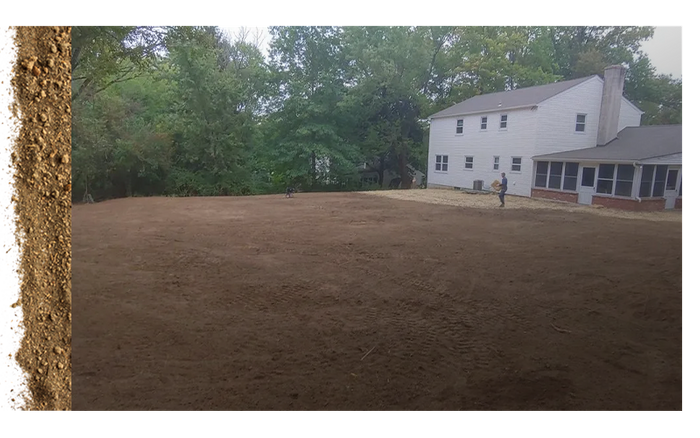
[532,125,682,162]
[429,75,596,119]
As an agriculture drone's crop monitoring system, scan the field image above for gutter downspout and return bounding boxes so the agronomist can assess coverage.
[633,161,642,202]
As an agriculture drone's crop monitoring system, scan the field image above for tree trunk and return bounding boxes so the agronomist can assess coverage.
[377,155,386,187]
[310,150,317,189]
[399,143,410,189]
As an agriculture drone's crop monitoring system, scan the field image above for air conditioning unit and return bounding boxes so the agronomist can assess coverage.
[473,180,484,191]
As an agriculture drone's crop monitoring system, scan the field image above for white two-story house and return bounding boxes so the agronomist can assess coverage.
[426,66,680,211]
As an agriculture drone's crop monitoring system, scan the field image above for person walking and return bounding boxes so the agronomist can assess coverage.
[498,172,508,207]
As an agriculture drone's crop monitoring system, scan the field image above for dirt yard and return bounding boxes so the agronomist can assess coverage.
[71,192,682,410]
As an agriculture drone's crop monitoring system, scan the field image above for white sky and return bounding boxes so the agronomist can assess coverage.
[225,25,682,79]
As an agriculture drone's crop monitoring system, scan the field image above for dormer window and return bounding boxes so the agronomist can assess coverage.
[456,119,464,134]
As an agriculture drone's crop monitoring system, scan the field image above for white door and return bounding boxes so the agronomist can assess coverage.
[663,168,680,209]
[578,166,596,205]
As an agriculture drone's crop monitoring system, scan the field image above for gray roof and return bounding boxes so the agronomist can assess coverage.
[532,125,682,162]
[429,75,596,119]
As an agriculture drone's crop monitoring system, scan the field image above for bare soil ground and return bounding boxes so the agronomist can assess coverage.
[72,192,682,410]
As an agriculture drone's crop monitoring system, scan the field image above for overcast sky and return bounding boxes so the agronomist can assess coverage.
[224,26,682,79]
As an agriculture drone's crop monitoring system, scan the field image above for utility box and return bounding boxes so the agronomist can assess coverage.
[473,180,484,191]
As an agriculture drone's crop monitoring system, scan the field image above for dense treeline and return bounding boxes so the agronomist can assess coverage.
[71,26,682,201]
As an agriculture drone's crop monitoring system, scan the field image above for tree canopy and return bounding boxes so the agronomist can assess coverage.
[71,26,681,201]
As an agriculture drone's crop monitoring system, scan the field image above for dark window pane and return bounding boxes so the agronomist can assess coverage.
[666,170,678,190]
[548,175,562,190]
[443,155,448,163]
[596,180,613,194]
[442,163,448,172]
[513,157,522,164]
[599,164,615,179]
[512,165,521,172]
[563,176,577,191]
[577,114,586,123]
[565,162,579,177]
[581,167,595,187]
[435,163,441,171]
[436,155,442,163]
[550,162,563,176]
[535,174,547,187]
[639,166,654,197]
[617,164,634,181]
[575,123,585,132]
[457,120,463,126]
[639,182,652,198]
[654,165,668,183]
[652,165,667,196]
[615,181,633,197]
[536,161,548,174]
[501,115,507,122]
[456,127,463,134]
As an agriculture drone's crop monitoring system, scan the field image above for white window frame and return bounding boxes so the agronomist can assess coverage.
[480,116,488,130]
[464,156,474,170]
[435,155,449,172]
[638,165,669,198]
[534,161,579,192]
[499,114,508,130]
[575,113,586,133]
[596,164,635,197]
[493,156,500,171]
[510,157,522,173]
[456,119,464,135]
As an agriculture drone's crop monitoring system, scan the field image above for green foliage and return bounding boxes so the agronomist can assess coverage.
[72,26,680,202]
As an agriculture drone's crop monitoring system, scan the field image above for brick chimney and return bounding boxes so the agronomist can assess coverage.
[597,65,626,146]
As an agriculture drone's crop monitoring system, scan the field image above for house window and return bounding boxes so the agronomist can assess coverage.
[535,161,548,187]
[511,157,522,172]
[639,165,654,197]
[652,165,668,197]
[435,155,448,172]
[575,114,586,132]
[456,119,464,134]
[493,156,500,171]
[596,164,634,197]
[464,156,474,170]
[614,164,634,197]
[563,163,579,191]
[596,164,615,194]
[536,161,580,191]
[500,114,508,129]
[481,117,487,130]
[639,165,668,198]
[667,169,679,190]
[548,162,563,189]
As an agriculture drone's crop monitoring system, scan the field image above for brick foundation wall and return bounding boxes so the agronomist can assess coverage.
[675,198,681,210]
[592,196,665,212]
[531,189,579,203]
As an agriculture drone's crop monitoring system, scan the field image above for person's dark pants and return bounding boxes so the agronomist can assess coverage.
[499,191,505,205]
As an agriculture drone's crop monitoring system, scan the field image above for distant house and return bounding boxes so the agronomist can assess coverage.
[426,65,681,211]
